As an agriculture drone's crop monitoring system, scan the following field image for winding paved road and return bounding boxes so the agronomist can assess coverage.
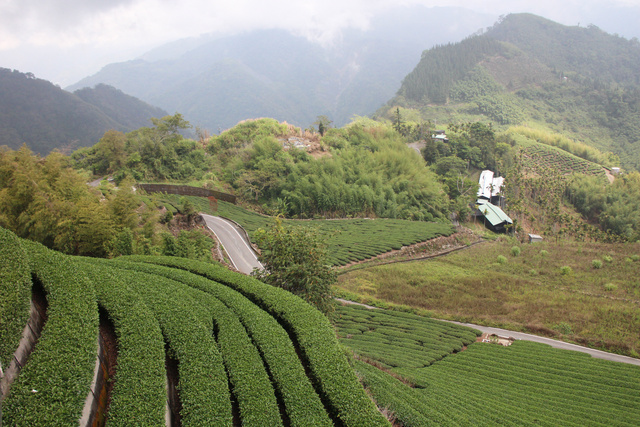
[200,213,262,274]
[199,214,639,367]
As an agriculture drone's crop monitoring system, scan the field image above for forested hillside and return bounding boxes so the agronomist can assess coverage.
[0,69,167,155]
[389,13,640,170]
[71,117,450,222]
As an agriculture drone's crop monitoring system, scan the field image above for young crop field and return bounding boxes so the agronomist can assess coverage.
[0,227,388,426]
[517,138,607,178]
[157,195,455,266]
[336,304,640,426]
[338,240,640,358]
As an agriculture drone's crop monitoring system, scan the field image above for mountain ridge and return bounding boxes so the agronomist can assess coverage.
[0,68,168,155]
[65,7,497,131]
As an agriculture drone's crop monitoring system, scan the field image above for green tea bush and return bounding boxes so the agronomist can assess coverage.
[592,259,603,269]
[112,259,332,426]
[511,246,521,257]
[127,256,389,426]
[3,240,98,426]
[77,260,166,426]
[497,255,508,264]
[0,228,31,368]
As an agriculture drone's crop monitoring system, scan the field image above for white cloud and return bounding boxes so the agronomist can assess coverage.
[1,0,639,84]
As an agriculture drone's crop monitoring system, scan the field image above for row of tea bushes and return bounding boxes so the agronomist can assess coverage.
[112,259,333,426]
[126,256,389,426]
[76,259,167,426]
[337,304,640,426]
[2,240,98,425]
[0,228,31,370]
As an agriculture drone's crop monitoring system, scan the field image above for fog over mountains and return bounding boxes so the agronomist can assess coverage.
[67,7,497,131]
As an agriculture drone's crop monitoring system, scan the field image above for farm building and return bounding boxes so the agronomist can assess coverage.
[477,200,513,233]
[431,130,449,143]
[477,170,494,200]
[477,170,505,205]
[528,234,543,243]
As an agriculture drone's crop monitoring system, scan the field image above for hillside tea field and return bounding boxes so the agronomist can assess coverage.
[159,195,455,266]
[0,227,387,426]
[338,240,640,357]
[336,304,640,426]
[517,138,607,178]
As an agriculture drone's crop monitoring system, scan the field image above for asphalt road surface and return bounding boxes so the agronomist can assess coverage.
[200,213,263,274]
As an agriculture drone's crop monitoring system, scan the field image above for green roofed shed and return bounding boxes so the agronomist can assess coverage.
[477,201,513,232]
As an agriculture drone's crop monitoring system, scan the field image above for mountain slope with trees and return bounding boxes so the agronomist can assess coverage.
[387,13,640,170]
[0,69,167,155]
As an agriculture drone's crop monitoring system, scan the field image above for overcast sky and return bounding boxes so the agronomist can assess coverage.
[1,0,639,86]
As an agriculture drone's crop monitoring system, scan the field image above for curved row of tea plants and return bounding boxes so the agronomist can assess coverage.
[2,239,98,426]
[127,256,389,426]
[112,259,333,426]
[337,305,640,426]
[334,304,479,372]
[76,260,167,426]
[518,138,607,178]
[0,228,31,370]
[88,259,233,425]
[1,230,389,426]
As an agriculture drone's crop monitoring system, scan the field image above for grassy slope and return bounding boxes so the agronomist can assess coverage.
[338,239,640,357]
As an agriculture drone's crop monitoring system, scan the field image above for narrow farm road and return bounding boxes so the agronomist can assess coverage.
[336,299,640,366]
[200,213,263,274]
[446,320,640,366]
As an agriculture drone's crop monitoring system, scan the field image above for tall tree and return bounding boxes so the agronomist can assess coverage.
[252,219,336,315]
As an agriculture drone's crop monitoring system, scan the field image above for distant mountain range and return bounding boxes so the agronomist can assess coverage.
[388,13,640,170]
[0,69,167,155]
[66,6,497,131]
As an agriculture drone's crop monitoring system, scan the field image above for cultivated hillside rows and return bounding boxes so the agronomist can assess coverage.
[335,304,640,426]
[0,227,387,426]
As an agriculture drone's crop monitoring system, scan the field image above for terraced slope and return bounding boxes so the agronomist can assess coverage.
[0,227,388,426]
[335,304,640,426]
[517,138,607,179]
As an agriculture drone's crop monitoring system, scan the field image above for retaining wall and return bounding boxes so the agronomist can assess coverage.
[138,184,236,204]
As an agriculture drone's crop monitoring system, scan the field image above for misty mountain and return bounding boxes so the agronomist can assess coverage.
[66,6,496,131]
[390,13,640,170]
[0,69,167,155]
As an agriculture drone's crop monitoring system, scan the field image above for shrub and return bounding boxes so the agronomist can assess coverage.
[77,260,166,426]
[555,322,573,335]
[511,246,521,257]
[560,266,573,275]
[592,259,603,269]
[126,256,389,426]
[603,283,618,292]
[497,255,508,264]
[630,255,639,262]
[0,228,31,369]
[540,250,549,257]
[603,255,613,263]
[3,240,98,425]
